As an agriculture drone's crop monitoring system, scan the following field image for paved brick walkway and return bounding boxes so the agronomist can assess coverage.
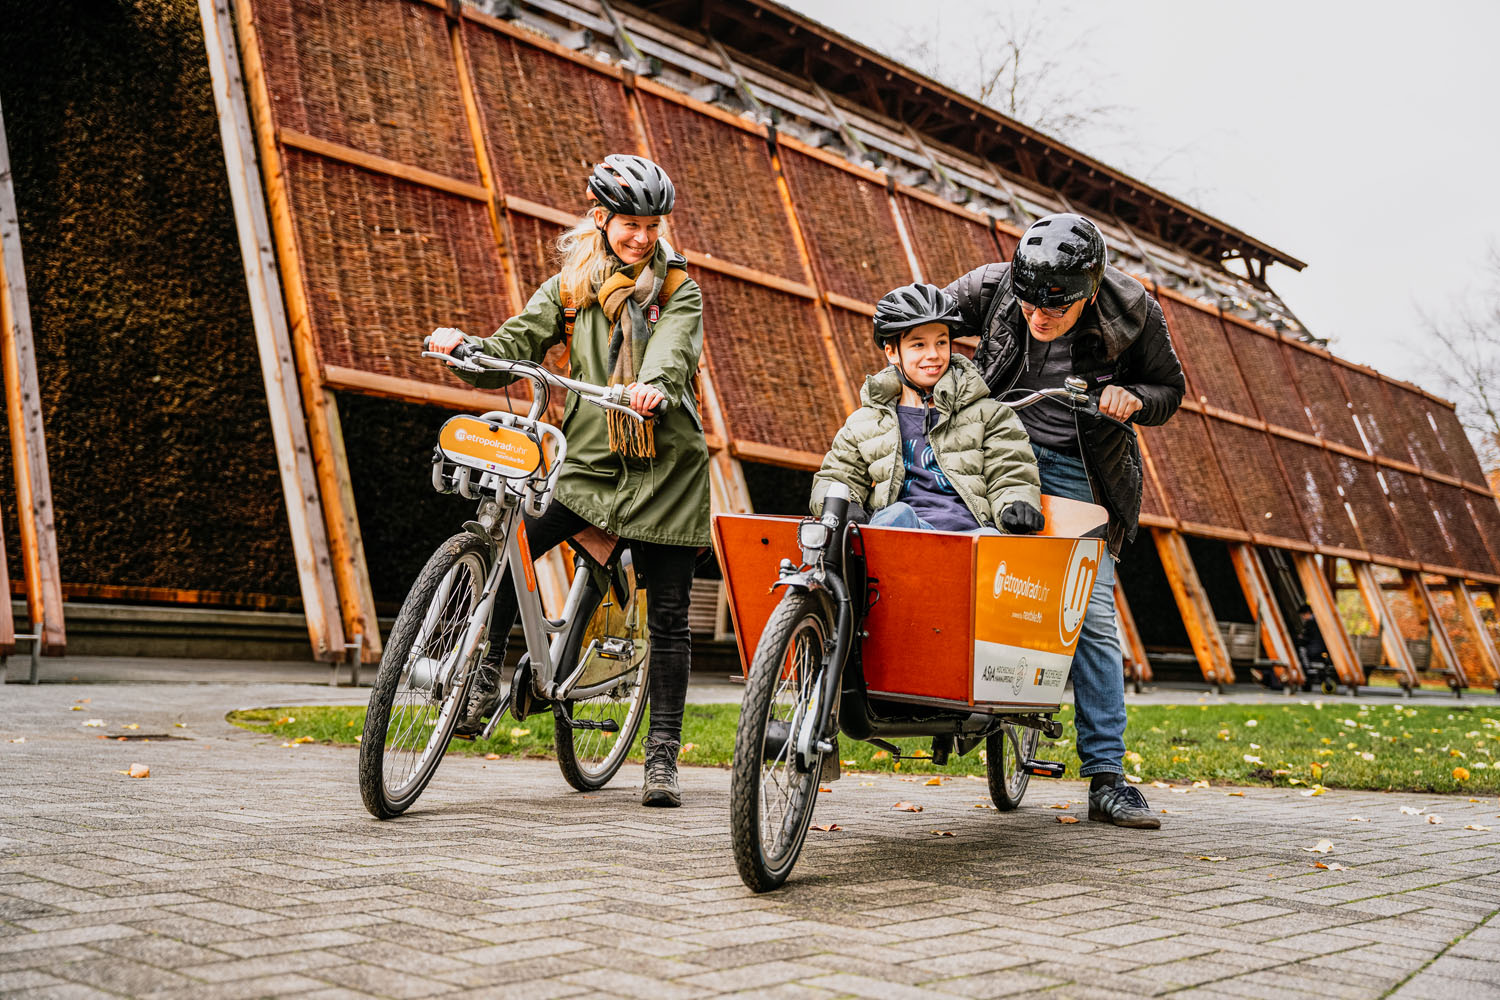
[2,683,1498,999]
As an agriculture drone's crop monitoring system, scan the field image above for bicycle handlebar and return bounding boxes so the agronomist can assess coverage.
[1000,377,1136,433]
[424,333,665,421]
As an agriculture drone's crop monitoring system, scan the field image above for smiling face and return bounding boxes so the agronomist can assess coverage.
[1020,295,1091,341]
[594,207,662,265]
[883,322,952,392]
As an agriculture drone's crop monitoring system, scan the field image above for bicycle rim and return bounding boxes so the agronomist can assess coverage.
[554,582,650,790]
[379,549,486,804]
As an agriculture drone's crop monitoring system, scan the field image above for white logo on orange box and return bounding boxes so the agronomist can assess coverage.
[992,560,1050,604]
[1059,541,1099,646]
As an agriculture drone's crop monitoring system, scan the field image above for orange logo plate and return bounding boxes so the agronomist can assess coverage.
[438,416,542,478]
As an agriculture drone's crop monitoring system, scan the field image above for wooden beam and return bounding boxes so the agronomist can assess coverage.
[0,95,64,654]
[1350,561,1419,690]
[1114,581,1151,691]
[1228,543,1303,687]
[323,365,532,415]
[0,498,12,656]
[1292,552,1364,688]
[237,0,382,662]
[1151,529,1233,686]
[199,0,344,661]
[276,127,491,203]
[1407,572,1467,690]
[729,439,824,471]
[1451,581,1500,689]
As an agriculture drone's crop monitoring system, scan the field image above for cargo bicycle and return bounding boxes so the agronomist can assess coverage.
[718,377,1121,891]
[358,340,657,818]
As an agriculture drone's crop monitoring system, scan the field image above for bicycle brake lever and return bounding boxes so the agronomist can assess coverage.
[587,397,647,423]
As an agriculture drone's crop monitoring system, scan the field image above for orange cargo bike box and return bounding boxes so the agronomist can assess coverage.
[713,496,1109,713]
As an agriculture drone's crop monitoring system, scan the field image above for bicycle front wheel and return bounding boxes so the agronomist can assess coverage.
[554,575,650,791]
[359,533,490,818]
[986,722,1039,811]
[730,589,829,893]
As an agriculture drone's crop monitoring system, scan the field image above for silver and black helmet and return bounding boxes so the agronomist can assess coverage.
[586,154,675,217]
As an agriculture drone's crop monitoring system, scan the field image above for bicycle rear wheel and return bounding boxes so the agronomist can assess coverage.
[730,589,829,892]
[554,573,650,791]
[986,722,1038,811]
[360,533,490,818]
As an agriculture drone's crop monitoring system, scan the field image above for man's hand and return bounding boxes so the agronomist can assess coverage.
[1000,500,1044,534]
[626,382,666,416]
[1098,385,1143,422]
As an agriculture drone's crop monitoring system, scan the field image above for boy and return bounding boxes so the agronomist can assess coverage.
[811,282,1042,533]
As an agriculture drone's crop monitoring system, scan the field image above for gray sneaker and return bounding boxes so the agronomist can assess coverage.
[641,735,682,807]
[454,662,503,737]
[1088,778,1162,829]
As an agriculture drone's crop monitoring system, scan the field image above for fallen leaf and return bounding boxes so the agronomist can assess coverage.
[1300,785,1327,797]
[275,716,295,725]
[75,698,90,703]
[1347,816,1371,822]
[1463,824,1490,831]
[1311,763,1323,780]
[1243,755,1263,765]
[924,777,944,786]
[1192,780,1211,789]
[811,823,842,832]
[1047,803,1071,810]
[1302,839,1335,854]
[1124,774,1142,783]
[82,719,105,728]
[121,723,140,731]
[819,786,832,793]
[292,736,315,744]
[973,803,996,809]
[1150,780,1170,788]
[484,753,500,760]
[174,723,187,729]
[872,750,890,761]
[1057,816,1080,824]
[1427,814,1444,825]
[1453,767,1471,781]
[1245,719,1258,727]
[930,830,955,837]
[1313,861,1350,871]
[69,706,83,711]
[841,759,856,766]
[509,728,531,738]
[1225,791,1245,797]
[1197,855,1228,862]
[1400,806,1425,816]
[123,763,149,779]
[7,737,24,744]
[892,801,923,812]
[681,743,697,752]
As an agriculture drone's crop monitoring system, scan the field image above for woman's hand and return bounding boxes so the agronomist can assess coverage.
[626,382,666,416]
[1098,385,1143,421]
[426,327,466,355]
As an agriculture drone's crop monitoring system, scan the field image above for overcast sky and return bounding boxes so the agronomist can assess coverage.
[783,0,1500,396]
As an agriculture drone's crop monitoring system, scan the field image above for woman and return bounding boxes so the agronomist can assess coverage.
[427,154,709,807]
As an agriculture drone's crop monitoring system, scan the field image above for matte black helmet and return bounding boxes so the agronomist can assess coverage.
[1011,213,1107,309]
[872,282,963,350]
[586,154,675,217]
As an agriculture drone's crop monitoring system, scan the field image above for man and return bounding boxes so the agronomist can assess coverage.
[945,213,1185,828]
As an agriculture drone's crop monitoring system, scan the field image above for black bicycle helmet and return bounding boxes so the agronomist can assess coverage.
[872,282,963,351]
[1011,213,1107,309]
[586,154,675,218]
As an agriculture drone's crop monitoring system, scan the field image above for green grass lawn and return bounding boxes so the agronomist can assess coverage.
[228,700,1500,795]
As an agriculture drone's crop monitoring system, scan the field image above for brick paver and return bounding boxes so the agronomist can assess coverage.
[1,683,1498,998]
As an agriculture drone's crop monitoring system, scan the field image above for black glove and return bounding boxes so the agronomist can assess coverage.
[847,502,870,525]
[999,500,1044,535]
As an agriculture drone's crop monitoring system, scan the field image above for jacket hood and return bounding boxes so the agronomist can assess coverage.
[1074,266,1152,357]
[861,353,990,413]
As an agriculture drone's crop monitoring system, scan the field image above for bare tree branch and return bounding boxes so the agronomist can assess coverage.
[1423,245,1500,476]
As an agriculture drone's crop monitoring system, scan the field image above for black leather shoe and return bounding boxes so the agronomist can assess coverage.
[1088,779,1162,829]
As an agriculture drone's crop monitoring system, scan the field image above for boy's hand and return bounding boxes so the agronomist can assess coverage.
[1000,500,1044,534]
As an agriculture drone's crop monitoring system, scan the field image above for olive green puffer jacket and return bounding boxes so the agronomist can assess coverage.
[810,355,1040,528]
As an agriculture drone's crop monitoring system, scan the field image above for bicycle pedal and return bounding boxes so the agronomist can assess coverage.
[1022,758,1066,778]
[559,716,620,732]
[451,732,476,741]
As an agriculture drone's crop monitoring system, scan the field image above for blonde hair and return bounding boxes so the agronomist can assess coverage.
[556,209,672,309]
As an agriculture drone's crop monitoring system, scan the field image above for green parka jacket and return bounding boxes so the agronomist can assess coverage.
[452,247,710,548]
[810,354,1040,527]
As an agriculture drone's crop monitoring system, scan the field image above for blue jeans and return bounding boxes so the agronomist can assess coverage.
[869,502,933,530]
[1032,444,1126,777]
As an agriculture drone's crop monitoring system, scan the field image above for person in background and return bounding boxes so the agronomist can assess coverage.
[428,154,708,808]
[945,213,1185,828]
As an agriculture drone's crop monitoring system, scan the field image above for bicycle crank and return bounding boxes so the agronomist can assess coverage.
[557,715,620,732]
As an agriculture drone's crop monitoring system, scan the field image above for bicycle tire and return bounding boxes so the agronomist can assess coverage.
[359,532,491,819]
[730,589,829,893]
[986,722,1038,811]
[553,575,650,791]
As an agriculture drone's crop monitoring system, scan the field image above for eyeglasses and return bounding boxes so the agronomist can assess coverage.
[1018,299,1072,320]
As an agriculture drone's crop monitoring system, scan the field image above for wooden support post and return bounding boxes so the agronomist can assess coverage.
[0,501,12,656]
[1114,581,1152,690]
[1228,543,1303,687]
[1151,529,1234,686]
[1452,581,1500,689]
[1350,561,1419,691]
[236,2,381,662]
[1292,552,1364,688]
[199,0,345,660]
[1407,572,1468,690]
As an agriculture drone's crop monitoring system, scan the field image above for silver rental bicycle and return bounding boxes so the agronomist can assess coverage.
[359,338,655,818]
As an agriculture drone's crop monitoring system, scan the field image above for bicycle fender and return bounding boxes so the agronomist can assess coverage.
[771,572,825,593]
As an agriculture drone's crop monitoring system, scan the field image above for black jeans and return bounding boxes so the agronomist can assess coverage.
[488,501,697,741]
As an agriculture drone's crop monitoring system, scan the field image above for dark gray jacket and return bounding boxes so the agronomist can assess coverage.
[944,262,1185,556]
